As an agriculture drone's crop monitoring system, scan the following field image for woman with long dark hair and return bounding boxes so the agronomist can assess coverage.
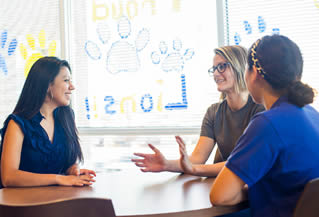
[210,35,319,217]
[0,56,95,187]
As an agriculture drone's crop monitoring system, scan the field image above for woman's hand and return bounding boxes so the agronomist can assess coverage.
[56,174,96,187]
[78,169,96,176]
[176,136,196,175]
[132,144,168,172]
[66,164,96,177]
[66,164,80,176]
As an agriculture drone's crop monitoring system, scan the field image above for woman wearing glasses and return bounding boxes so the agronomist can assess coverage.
[132,45,264,177]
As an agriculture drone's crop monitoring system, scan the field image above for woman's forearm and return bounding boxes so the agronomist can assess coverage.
[166,159,183,172]
[1,169,58,187]
[190,161,226,177]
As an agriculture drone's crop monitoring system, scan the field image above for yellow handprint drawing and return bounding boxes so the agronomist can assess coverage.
[172,0,181,12]
[20,30,57,77]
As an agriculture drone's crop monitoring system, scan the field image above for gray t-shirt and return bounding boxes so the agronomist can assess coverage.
[200,96,264,163]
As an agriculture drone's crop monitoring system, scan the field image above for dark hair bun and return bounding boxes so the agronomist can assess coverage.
[288,81,315,107]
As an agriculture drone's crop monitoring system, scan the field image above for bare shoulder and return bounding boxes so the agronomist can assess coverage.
[4,119,24,140]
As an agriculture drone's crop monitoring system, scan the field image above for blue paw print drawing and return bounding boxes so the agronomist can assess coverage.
[0,30,18,75]
[234,16,280,45]
[151,39,194,72]
[150,39,194,110]
[85,17,150,74]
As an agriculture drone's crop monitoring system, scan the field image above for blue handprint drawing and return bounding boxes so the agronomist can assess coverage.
[0,30,18,75]
[85,17,150,74]
[151,39,194,73]
[234,16,280,45]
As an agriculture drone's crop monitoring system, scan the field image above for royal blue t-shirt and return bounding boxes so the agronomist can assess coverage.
[226,96,319,217]
[0,109,69,176]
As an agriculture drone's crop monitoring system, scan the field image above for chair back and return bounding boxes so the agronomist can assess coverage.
[293,178,319,217]
[0,197,116,217]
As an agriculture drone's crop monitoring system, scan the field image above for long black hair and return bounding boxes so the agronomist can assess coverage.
[248,35,314,107]
[13,56,83,167]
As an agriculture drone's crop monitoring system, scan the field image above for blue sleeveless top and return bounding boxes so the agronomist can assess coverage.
[0,109,69,177]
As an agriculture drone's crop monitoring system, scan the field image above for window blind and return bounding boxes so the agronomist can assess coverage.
[0,0,61,125]
[69,0,220,130]
[224,0,319,108]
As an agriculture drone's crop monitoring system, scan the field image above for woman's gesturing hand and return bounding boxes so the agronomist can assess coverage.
[132,144,168,172]
[176,136,196,175]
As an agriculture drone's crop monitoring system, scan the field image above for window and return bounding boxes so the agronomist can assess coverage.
[0,0,61,125]
[0,0,220,170]
[69,0,219,130]
[68,0,220,169]
[224,0,319,109]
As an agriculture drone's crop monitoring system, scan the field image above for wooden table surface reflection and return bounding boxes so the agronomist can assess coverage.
[0,169,248,217]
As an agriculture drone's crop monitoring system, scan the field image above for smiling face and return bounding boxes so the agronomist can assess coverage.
[48,66,75,107]
[212,54,236,94]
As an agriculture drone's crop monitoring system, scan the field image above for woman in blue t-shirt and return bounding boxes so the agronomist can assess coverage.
[0,57,95,188]
[208,35,319,217]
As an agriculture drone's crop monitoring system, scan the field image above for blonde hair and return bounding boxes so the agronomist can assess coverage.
[214,45,248,100]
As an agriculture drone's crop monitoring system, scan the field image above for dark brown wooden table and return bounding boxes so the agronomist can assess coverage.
[0,169,248,217]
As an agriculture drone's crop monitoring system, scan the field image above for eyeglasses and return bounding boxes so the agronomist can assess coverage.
[208,62,230,76]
